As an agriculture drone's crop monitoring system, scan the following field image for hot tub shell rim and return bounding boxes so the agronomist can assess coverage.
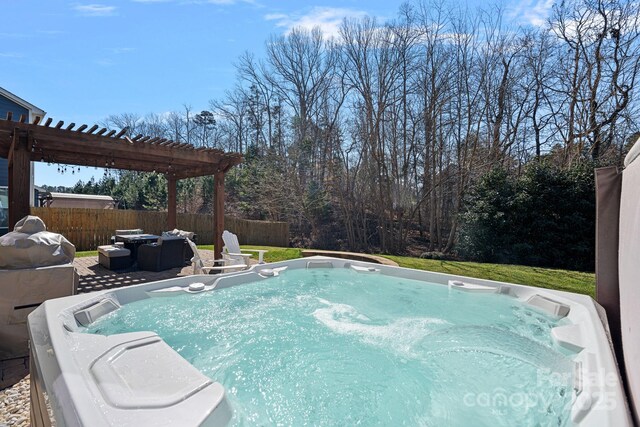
[28,256,632,427]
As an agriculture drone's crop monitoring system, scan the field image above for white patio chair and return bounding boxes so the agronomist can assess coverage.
[222,230,268,264]
[186,238,247,274]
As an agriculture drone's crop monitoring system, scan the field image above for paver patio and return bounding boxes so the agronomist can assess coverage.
[75,249,225,293]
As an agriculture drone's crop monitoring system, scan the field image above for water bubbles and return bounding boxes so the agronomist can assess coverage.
[84,268,572,426]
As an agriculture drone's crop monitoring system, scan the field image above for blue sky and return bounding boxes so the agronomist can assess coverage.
[0,0,552,187]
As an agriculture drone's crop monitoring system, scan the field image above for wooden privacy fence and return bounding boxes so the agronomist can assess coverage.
[31,207,290,251]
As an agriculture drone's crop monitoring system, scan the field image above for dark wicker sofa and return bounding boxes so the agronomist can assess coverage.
[136,236,186,272]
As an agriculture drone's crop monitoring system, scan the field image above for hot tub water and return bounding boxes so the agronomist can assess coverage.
[86,268,574,426]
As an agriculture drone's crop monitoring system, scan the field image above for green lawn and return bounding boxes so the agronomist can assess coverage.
[196,245,303,263]
[236,246,595,297]
[381,256,595,297]
[76,250,98,258]
[77,245,595,297]
[76,245,302,262]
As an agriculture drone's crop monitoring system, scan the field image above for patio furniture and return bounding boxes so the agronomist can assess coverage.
[186,238,247,274]
[222,230,268,264]
[98,245,132,270]
[111,229,144,245]
[115,229,143,235]
[0,215,78,361]
[137,236,187,272]
[162,229,198,264]
[115,233,161,261]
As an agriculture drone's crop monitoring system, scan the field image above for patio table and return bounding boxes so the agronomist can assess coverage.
[114,234,161,261]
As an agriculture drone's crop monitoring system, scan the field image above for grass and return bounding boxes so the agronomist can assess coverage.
[76,245,302,262]
[196,245,303,263]
[76,245,595,297]
[76,250,98,258]
[382,256,595,297]
[234,246,595,297]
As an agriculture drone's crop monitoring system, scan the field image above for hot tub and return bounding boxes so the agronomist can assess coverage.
[28,257,632,426]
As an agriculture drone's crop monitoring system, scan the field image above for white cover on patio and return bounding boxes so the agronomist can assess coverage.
[0,215,77,360]
[0,215,75,269]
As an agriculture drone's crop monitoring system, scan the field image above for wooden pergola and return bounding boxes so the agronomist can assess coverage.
[0,116,243,259]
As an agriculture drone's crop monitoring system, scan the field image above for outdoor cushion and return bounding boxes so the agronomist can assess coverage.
[162,229,195,240]
[98,245,132,270]
[158,235,184,243]
[98,245,131,258]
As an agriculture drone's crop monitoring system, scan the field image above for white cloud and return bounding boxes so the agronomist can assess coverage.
[508,0,554,27]
[36,30,65,36]
[95,58,115,66]
[0,52,25,58]
[72,4,117,17]
[178,0,259,5]
[109,47,136,54]
[265,13,287,21]
[0,32,30,39]
[265,7,369,39]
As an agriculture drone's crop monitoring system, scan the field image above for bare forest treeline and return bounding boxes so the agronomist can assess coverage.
[98,0,640,256]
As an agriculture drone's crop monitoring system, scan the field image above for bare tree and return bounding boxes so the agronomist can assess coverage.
[551,0,640,162]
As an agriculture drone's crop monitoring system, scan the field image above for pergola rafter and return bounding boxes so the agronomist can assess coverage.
[0,116,243,259]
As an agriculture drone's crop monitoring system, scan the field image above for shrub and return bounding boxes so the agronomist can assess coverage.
[419,251,456,261]
[457,162,595,271]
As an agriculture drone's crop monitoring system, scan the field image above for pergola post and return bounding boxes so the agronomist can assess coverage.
[8,130,31,229]
[167,175,177,230]
[213,171,225,260]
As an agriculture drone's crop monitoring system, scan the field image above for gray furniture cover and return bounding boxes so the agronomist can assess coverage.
[0,216,75,269]
[0,215,77,359]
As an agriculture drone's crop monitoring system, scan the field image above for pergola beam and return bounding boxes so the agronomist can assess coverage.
[0,120,242,179]
[0,118,243,251]
[14,129,224,164]
[23,137,215,169]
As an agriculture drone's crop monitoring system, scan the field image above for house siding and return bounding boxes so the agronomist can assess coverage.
[0,94,31,234]
[0,95,29,187]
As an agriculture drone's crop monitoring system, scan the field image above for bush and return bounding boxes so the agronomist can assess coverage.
[457,162,595,272]
[420,251,456,261]
[456,168,517,264]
